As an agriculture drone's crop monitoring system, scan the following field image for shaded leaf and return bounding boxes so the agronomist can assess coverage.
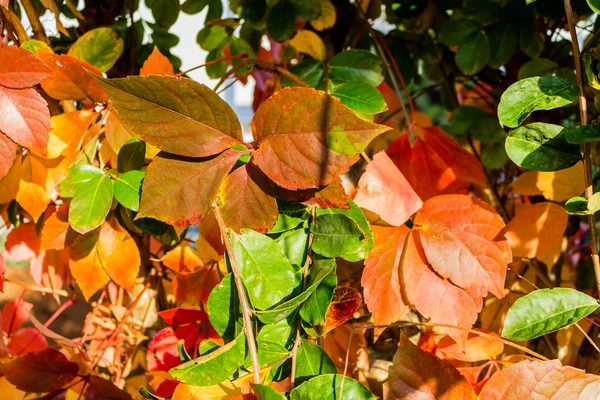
[456,31,490,75]
[438,19,481,46]
[436,330,504,362]
[207,274,243,342]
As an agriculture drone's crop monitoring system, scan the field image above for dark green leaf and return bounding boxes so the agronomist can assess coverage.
[207,274,243,342]
[114,170,145,211]
[480,141,508,169]
[283,60,324,88]
[294,340,337,385]
[449,106,490,135]
[267,0,296,42]
[438,19,481,46]
[517,58,559,80]
[471,118,506,143]
[331,82,387,115]
[502,288,599,341]
[117,138,146,173]
[290,374,376,400]
[146,0,180,28]
[269,199,309,233]
[487,22,518,68]
[565,124,600,144]
[520,28,545,59]
[181,0,210,14]
[311,214,364,259]
[565,196,589,215]
[329,50,384,86]
[290,0,320,20]
[206,0,223,21]
[455,31,489,75]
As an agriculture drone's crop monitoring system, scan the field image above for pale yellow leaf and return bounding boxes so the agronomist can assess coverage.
[289,30,326,61]
[16,155,51,222]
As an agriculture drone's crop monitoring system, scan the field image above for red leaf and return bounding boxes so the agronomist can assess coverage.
[354,151,422,226]
[0,47,51,88]
[7,327,48,355]
[217,164,278,232]
[383,334,476,400]
[158,308,209,326]
[138,150,242,226]
[4,222,40,262]
[387,126,486,201]
[322,286,361,334]
[2,298,34,335]
[0,133,17,180]
[0,86,49,154]
[479,360,600,399]
[0,348,79,393]
[83,375,132,400]
[172,267,221,308]
[252,87,390,190]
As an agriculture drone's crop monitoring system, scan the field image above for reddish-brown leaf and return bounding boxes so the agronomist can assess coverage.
[83,375,132,400]
[68,230,110,300]
[251,87,390,190]
[387,126,486,201]
[322,286,361,335]
[140,46,174,76]
[478,360,600,399]
[0,133,17,180]
[173,267,221,308]
[95,75,245,157]
[0,46,51,88]
[217,164,278,233]
[272,177,350,209]
[0,86,49,154]
[97,217,141,292]
[413,195,511,299]
[38,52,107,102]
[138,150,242,226]
[436,330,504,362]
[354,151,422,226]
[0,348,79,393]
[383,334,476,400]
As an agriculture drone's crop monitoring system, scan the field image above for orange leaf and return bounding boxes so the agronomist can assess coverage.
[354,151,422,226]
[40,204,70,251]
[104,112,135,154]
[16,155,51,222]
[0,133,17,180]
[384,334,476,400]
[141,46,175,76]
[173,267,221,308]
[160,244,204,272]
[322,286,361,334]
[387,126,486,201]
[97,217,141,292]
[505,202,567,258]
[436,330,504,362]
[46,110,97,159]
[0,46,51,88]
[479,360,600,399]
[68,231,110,300]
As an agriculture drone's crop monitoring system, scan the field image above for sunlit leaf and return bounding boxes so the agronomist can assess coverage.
[0,46,51,88]
[68,27,124,72]
[97,217,141,292]
[290,374,376,400]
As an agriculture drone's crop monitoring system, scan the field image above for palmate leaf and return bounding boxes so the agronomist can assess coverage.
[251,87,390,190]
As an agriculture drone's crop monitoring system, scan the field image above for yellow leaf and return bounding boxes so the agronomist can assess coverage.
[161,244,204,272]
[536,236,563,269]
[195,234,221,262]
[141,46,175,76]
[47,110,97,159]
[535,162,585,202]
[98,218,141,292]
[310,0,336,31]
[99,139,118,169]
[0,376,24,400]
[289,30,326,61]
[511,171,543,196]
[16,155,50,222]
[172,369,271,400]
[0,155,22,204]
[105,112,135,153]
[69,231,110,300]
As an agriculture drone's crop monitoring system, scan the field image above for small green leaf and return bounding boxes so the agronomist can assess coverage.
[117,138,146,173]
[146,0,180,28]
[68,27,124,72]
[207,274,243,342]
[294,340,337,385]
[517,58,559,80]
[276,228,309,267]
[481,141,508,169]
[253,384,287,400]
[505,123,581,171]
[283,60,324,88]
[68,174,114,233]
[300,271,337,326]
[181,0,210,14]
[60,164,104,198]
[583,54,600,90]
[438,19,481,46]
[449,106,490,135]
[565,197,590,215]
[177,340,192,362]
[290,374,376,400]
[332,82,387,115]
[169,333,247,385]
[498,76,579,128]
[471,118,506,143]
[455,31,489,76]
[487,22,518,68]
[267,0,296,42]
[196,25,229,51]
[114,170,145,211]
[230,229,296,310]
[329,50,384,86]
[502,288,599,341]
[565,124,600,144]
[311,214,364,259]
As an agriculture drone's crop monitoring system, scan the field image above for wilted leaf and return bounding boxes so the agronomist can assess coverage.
[0,46,51,88]
[141,46,175,76]
[321,286,361,334]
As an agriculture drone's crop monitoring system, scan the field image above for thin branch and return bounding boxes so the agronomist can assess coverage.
[564,0,600,297]
[20,0,50,44]
[1,5,29,43]
[212,204,261,384]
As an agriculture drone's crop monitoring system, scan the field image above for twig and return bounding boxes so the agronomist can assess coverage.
[20,0,50,44]
[212,204,261,384]
[564,0,600,297]
[6,279,69,297]
[1,6,29,43]
[213,59,309,93]
[175,54,248,78]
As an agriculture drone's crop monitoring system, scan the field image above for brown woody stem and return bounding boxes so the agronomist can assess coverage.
[212,204,261,384]
[20,0,50,44]
[563,0,600,297]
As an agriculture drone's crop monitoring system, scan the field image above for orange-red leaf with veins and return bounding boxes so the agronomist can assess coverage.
[0,86,49,154]
[217,164,278,233]
[387,126,486,201]
[138,150,242,226]
[362,225,409,335]
[68,230,110,300]
[383,334,476,400]
[322,286,361,335]
[38,52,107,102]
[436,330,504,362]
[413,195,511,299]
[355,152,422,226]
[479,360,600,399]
[173,267,221,308]
[252,87,390,190]
[0,47,51,88]
[140,46,174,76]
[0,133,17,179]
[2,298,34,335]
[40,204,71,251]
[97,217,141,292]
[8,327,48,355]
[160,243,205,272]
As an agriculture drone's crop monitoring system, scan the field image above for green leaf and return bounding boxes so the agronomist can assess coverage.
[487,22,518,68]
[255,258,336,324]
[311,214,364,259]
[196,25,229,51]
[68,27,124,72]
[207,274,243,342]
[169,333,247,385]
[583,54,600,90]
[114,170,145,211]
[181,0,210,14]
[283,60,324,88]
[449,106,490,135]
[455,31,489,75]
[60,164,104,198]
[117,138,146,173]
[502,288,599,341]
[294,340,337,385]
[506,123,581,171]
[230,37,256,75]
[230,229,296,310]
[587,0,600,14]
[290,374,376,400]
[331,82,387,115]
[498,76,579,128]
[269,199,309,233]
[258,319,295,350]
[290,0,320,20]
[267,0,296,42]
[517,58,559,80]
[329,50,384,86]
[300,270,336,327]
[68,174,114,233]
[565,124,600,144]
[276,228,309,266]
[205,0,223,22]
[565,196,590,215]
[146,0,180,28]
[471,118,506,143]
[205,48,228,79]
[481,141,508,169]
[520,28,545,59]
[438,19,481,46]
[253,384,287,400]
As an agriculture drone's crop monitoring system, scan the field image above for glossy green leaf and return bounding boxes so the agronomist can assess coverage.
[229,229,296,310]
[60,164,104,197]
[329,50,384,86]
[455,31,489,76]
[207,274,243,342]
[300,270,336,326]
[565,196,589,215]
[294,340,337,385]
[565,124,600,144]
[502,288,599,341]
[68,27,124,72]
[283,60,324,88]
[196,25,229,51]
[311,214,364,259]
[290,374,376,400]
[276,228,309,266]
[518,58,559,80]
[449,106,490,135]
[267,0,296,42]
[331,82,387,115]
[269,199,309,233]
[114,170,145,211]
[68,174,113,233]
[169,333,247,385]
[117,138,146,173]
[505,123,581,171]
[438,19,481,46]
[487,22,518,68]
[498,76,579,128]
[253,384,287,400]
